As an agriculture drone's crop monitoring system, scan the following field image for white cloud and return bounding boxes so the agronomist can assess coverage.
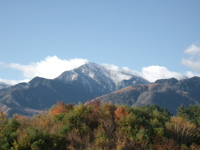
[181,58,200,72]
[185,71,200,78]
[181,44,200,72]
[101,64,186,83]
[0,56,88,84]
[184,44,200,55]
[101,64,140,76]
[141,65,185,82]
[101,64,140,85]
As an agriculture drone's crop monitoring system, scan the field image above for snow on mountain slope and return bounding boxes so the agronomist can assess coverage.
[0,61,149,117]
[56,62,149,92]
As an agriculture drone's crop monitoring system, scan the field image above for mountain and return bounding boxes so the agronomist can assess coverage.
[0,62,149,117]
[0,82,10,89]
[95,77,200,114]
[56,62,149,91]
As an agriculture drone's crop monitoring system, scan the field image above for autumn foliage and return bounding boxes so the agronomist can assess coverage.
[0,102,200,150]
[49,101,74,116]
[114,106,129,120]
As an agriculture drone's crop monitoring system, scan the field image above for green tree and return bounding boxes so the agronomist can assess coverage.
[177,104,200,127]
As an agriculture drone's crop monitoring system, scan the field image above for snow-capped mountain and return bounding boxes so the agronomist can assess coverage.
[0,62,149,117]
[56,62,149,92]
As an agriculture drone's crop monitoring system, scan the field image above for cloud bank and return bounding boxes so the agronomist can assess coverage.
[0,56,88,84]
[140,66,185,82]
[7,56,88,79]
[101,64,185,83]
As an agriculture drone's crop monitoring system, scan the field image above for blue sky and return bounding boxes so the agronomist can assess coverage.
[0,0,200,84]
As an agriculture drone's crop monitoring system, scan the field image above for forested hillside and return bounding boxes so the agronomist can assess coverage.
[0,101,200,150]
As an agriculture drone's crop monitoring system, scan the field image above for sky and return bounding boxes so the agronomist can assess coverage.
[0,0,200,84]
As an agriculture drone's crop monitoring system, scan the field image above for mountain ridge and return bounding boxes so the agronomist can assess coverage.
[0,82,10,89]
[95,76,200,114]
[0,62,149,117]
[1,61,199,117]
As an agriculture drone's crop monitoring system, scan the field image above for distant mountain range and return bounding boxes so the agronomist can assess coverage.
[0,62,149,117]
[95,77,200,114]
[1,62,200,117]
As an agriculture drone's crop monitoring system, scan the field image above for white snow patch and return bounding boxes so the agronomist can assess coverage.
[71,74,78,80]
[89,72,95,79]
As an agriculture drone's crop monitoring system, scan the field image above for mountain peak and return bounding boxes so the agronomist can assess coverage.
[0,61,149,117]
[56,62,149,91]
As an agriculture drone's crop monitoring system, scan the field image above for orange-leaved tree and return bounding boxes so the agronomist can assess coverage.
[114,106,129,120]
[49,101,74,117]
